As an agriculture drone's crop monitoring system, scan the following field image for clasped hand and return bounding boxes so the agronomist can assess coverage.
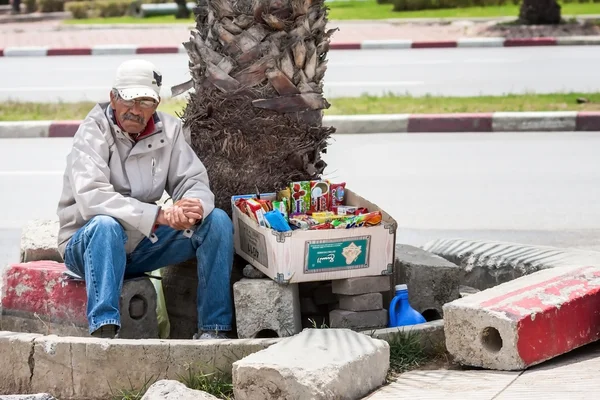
[157,198,204,230]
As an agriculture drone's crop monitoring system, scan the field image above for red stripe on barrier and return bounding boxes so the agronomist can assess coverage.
[411,41,457,49]
[47,48,92,56]
[330,43,361,50]
[504,37,557,47]
[136,46,179,54]
[407,113,493,133]
[49,121,82,138]
[576,112,600,131]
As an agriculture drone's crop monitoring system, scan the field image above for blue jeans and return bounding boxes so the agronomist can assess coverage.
[63,208,234,335]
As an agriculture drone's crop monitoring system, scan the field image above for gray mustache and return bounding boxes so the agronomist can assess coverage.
[123,113,144,124]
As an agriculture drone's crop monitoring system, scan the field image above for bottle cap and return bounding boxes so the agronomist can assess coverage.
[395,284,407,291]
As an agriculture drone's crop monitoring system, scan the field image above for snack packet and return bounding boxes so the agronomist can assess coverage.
[330,182,346,208]
[277,188,292,214]
[264,210,292,232]
[245,199,268,228]
[273,199,289,219]
[290,181,311,215]
[331,211,383,229]
[309,222,333,230]
[310,180,330,213]
[332,205,357,216]
[311,211,348,224]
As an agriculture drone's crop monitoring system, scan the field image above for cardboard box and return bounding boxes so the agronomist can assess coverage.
[232,189,397,284]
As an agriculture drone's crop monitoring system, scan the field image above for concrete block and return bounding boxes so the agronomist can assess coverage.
[338,293,383,312]
[312,282,337,305]
[0,332,41,395]
[141,380,218,400]
[1,262,158,339]
[20,220,61,263]
[119,277,159,339]
[242,264,265,279]
[233,279,302,338]
[444,265,600,371]
[232,328,389,400]
[160,260,198,339]
[0,395,57,400]
[392,244,462,317]
[300,297,319,314]
[362,320,445,355]
[423,238,600,290]
[329,309,387,330]
[332,276,391,296]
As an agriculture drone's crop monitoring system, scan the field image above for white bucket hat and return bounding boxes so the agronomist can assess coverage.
[113,59,162,102]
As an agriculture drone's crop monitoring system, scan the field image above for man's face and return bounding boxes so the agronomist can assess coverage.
[110,91,159,134]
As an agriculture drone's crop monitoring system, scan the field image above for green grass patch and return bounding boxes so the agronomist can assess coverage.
[62,2,600,23]
[179,369,234,400]
[328,2,600,20]
[63,14,194,24]
[1,93,599,122]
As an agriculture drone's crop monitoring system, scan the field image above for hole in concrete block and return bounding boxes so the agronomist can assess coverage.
[129,295,147,320]
[254,329,279,338]
[481,327,503,353]
[421,309,442,322]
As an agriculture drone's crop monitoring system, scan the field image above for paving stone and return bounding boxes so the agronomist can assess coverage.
[141,380,218,400]
[1,261,158,339]
[392,244,462,317]
[338,292,383,312]
[232,328,389,400]
[444,265,600,370]
[329,309,388,331]
[233,278,302,338]
[19,220,62,263]
[331,276,391,296]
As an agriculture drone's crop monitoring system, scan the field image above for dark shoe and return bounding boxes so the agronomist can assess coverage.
[193,330,229,340]
[91,324,119,339]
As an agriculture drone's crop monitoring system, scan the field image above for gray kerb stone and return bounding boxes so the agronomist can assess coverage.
[332,276,391,296]
[232,328,389,400]
[422,238,600,290]
[392,244,462,317]
[141,380,218,400]
[338,292,383,312]
[329,309,388,331]
[362,320,445,356]
[233,278,302,339]
[0,331,280,400]
[0,395,58,400]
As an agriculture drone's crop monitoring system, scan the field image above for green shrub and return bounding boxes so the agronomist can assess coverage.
[95,0,130,17]
[392,0,523,11]
[38,0,64,12]
[25,0,37,12]
[65,1,91,18]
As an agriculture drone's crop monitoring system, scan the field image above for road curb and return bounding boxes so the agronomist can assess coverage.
[2,36,600,57]
[2,111,599,137]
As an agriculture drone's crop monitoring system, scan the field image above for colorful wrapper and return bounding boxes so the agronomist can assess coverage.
[310,180,331,213]
[330,182,346,208]
[290,181,311,215]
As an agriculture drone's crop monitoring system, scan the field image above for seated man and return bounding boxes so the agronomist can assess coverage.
[56,59,233,340]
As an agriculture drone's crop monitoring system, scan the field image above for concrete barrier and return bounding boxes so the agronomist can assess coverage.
[0,331,280,400]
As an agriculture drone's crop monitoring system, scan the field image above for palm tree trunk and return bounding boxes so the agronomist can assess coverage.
[178,0,336,215]
[519,0,561,25]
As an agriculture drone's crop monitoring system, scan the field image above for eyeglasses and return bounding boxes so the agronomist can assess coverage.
[117,97,158,110]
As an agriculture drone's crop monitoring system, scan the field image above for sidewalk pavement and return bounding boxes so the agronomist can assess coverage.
[2,111,599,137]
[365,340,600,399]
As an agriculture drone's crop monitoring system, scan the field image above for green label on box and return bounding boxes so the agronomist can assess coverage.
[304,237,370,274]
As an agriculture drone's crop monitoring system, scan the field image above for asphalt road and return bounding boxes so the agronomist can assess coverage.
[0,46,599,102]
[1,131,600,269]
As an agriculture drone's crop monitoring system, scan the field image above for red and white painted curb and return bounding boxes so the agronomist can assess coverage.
[2,36,600,57]
[1,111,599,137]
